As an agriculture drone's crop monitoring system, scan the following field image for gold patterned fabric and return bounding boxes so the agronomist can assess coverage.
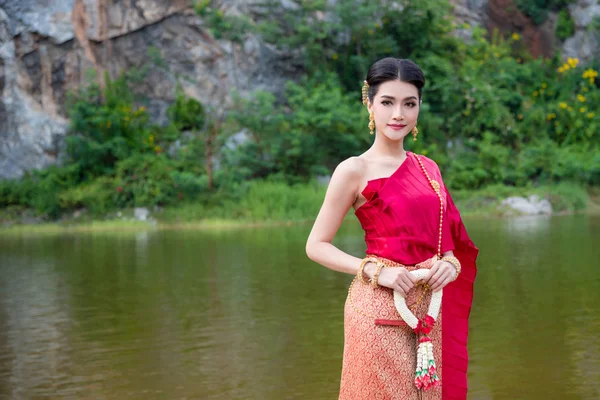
[339,256,442,400]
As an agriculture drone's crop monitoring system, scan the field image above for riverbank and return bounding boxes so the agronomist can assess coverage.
[1,182,598,234]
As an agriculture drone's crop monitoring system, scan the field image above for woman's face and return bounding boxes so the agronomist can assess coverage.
[367,79,420,142]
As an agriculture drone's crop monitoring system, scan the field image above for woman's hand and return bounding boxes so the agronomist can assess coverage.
[375,267,418,298]
[424,260,457,292]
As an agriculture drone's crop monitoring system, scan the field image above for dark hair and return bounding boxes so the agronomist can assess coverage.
[365,58,425,102]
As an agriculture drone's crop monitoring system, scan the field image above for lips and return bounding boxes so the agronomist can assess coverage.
[388,124,407,130]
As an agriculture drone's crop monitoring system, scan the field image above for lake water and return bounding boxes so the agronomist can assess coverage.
[0,214,599,399]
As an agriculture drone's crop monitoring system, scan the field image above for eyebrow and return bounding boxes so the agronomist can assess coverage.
[380,95,418,101]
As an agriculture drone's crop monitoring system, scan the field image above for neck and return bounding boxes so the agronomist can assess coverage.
[371,134,407,159]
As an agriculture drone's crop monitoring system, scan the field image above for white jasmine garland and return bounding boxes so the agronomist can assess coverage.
[393,269,442,328]
[393,268,443,391]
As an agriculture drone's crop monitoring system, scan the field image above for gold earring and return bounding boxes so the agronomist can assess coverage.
[362,80,369,105]
[412,126,419,141]
[369,112,375,135]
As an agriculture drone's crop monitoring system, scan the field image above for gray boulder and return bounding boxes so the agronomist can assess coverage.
[500,194,553,216]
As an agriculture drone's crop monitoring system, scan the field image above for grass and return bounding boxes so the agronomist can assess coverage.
[1,181,596,235]
[452,182,591,218]
[0,219,156,235]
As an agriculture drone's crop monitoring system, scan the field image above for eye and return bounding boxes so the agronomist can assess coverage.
[381,100,393,106]
[406,102,417,107]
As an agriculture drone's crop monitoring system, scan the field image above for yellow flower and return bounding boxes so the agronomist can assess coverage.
[580,107,586,113]
[546,113,556,121]
[368,29,374,35]
[583,68,598,83]
[463,23,471,29]
[568,106,573,111]
[577,94,585,102]
[557,66,566,73]
[139,106,146,112]
[559,102,567,109]
[332,54,338,60]
[511,33,520,41]
[541,83,547,88]
[587,112,595,119]
[518,114,523,120]
[567,57,579,68]
[533,91,539,97]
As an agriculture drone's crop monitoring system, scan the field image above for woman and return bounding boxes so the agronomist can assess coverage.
[305,58,478,400]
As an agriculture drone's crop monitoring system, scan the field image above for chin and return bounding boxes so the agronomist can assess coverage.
[381,131,408,141]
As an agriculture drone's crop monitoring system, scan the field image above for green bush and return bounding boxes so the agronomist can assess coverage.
[112,155,179,207]
[59,177,118,215]
[515,0,575,25]
[167,86,205,132]
[222,74,367,182]
[2,0,599,222]
[206,0,600,192]
[536,182,589,211]
[66,71,155,179]
[556,9,575,40]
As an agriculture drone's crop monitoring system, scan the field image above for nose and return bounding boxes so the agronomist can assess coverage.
[392,105,404,120]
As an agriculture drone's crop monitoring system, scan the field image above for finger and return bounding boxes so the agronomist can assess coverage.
[429,268,445,287]
[395,284,407,298]
[431,278,448,292]
[430,278,440,292]
[425,262,443,282]
[401,269,418,284]
[426,271,440,287]
[430,270,449,291]
[432,274,452,292]
[401,275,416,289]
[397,279,412,294]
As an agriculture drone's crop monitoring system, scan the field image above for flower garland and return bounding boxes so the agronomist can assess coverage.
[393,268,443,391]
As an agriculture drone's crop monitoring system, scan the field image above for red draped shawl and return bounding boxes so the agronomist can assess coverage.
[354,151,479,400]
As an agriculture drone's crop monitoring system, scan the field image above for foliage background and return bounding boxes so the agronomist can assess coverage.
[1,0,599,221]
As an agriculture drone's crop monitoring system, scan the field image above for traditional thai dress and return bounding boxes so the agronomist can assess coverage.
[339,152,478,400]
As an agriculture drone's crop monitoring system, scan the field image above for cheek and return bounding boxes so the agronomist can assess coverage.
[406,107,420,120]
[375,105,391,117]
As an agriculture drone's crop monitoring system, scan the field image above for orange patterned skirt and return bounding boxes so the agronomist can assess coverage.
[339,256,442,400]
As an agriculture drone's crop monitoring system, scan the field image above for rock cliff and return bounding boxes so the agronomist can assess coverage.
[0,0,300,179]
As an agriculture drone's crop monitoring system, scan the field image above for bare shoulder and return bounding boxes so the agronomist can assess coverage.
[334,156,366,178]
[327,156,365,195]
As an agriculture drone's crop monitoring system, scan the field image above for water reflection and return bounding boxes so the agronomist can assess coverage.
[0,215,599,399]
[503,215,552,235]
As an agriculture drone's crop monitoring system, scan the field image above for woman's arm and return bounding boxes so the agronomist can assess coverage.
[306,158,417,296]
[305,157,367,276]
